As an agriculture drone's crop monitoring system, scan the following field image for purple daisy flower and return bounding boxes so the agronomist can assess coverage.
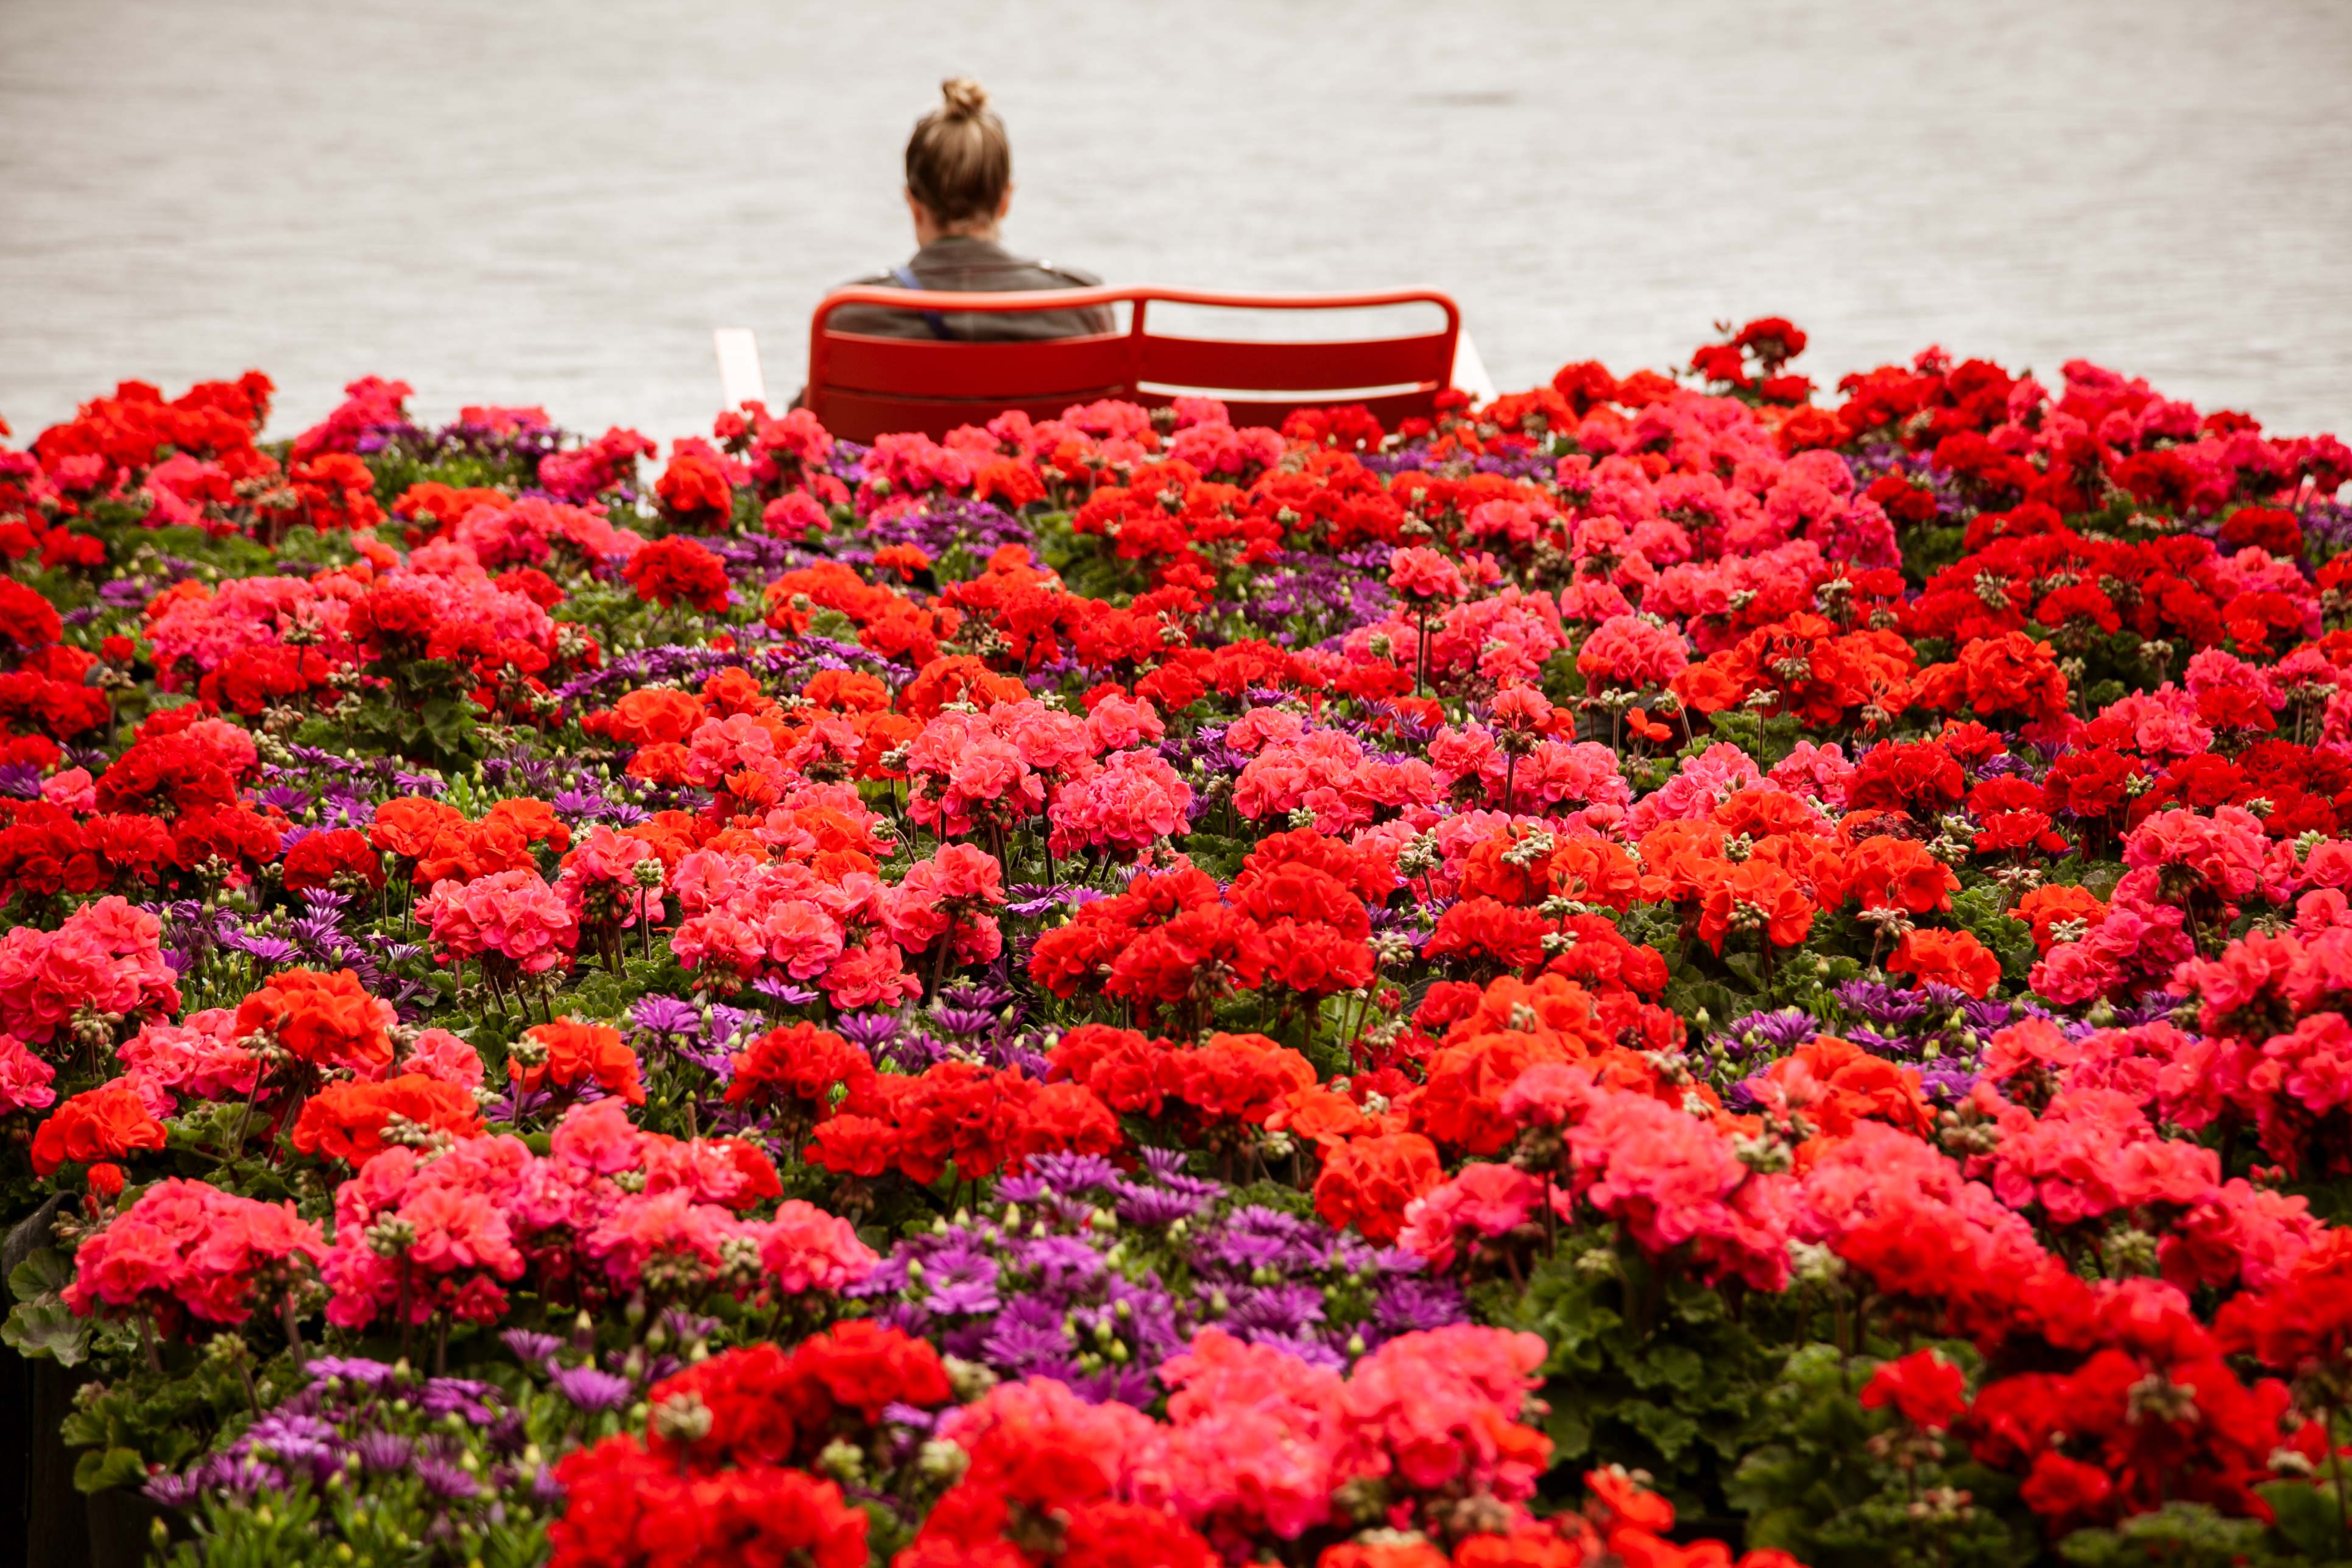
[549,1365,634,1414]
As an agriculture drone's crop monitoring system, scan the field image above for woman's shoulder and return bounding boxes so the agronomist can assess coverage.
[1029,258,1102,288]
[908,239,1097,294]
[823,241,1113,342]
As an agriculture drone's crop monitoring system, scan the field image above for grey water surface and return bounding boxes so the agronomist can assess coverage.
[2,0,2348,443]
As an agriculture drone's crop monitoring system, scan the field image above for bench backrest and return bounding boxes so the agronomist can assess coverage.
[806,285,1460,442]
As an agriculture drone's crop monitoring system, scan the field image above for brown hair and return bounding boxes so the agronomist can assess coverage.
[905,77,1010,227]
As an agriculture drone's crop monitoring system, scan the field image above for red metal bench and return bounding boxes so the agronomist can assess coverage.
[802,284,1463,442]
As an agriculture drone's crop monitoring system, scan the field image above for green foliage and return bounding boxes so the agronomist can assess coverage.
[165,1098,300,1181]
[1494,1236,1792,1521]
[1224,1178,1319,1223]
[106,526,279,590]
[1684,710,1809,773]
[806,605,862,644]
[154,1435,559,1568]
[1035,512,1149,604]
[2055,1494,2352,1567]
[1658,916,1859,1040]
[361,447,540,509]
[157,1489,328,1568]
[1178,824,1259,884]
[562,950,679,1025]
[263,524,369,574]
[4,1243,90,1365]
[1947,883,2036,987]
[2258,1479,2352,1563]
[1898,521,1970,587]
[553,579,656,643]
[312,662,484,768]
[1539,646,1586,712]
[1726,1344,2029,1568]
[62,1344,305,1490]
[1302,992,1366,1078]
[1662,970,1744,1042]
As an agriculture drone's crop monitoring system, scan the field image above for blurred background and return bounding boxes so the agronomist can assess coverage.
[3,0,2348,442]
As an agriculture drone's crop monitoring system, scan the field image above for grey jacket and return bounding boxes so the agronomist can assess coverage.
[827,236,1115,341]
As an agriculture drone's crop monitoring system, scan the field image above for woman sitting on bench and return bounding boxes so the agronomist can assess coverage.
[827,78,1115,343]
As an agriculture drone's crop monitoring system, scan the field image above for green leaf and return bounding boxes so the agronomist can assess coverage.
[1541,1394,1592,1460]
[74,1445,147,1494]
[2057,1502,2280,1567]
[419,695,480,760]
[1637,1341,1706,1393]
[1616,1397,1700,1460]
[2,1295,91,1365]
[58,1404,105,1449]
[2256,1478,2349,1560]
[806,606,860,643]
[1663,975,1742,1036]
[8,1243,69,1301]
[1722,1443,1804,1521]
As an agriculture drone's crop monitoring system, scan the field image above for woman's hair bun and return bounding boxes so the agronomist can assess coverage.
[939,77,989,119]
[907,76,1009,222]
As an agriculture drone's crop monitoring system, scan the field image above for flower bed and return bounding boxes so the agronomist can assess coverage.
[2,322,2351,1568]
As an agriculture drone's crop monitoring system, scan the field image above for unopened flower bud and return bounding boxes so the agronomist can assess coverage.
[650,1391,713,1446]
[942,1356,997,1402]
[916,1439,969,1482]
[816,1439,866,1485]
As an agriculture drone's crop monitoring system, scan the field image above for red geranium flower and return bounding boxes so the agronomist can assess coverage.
[30,1081,168,1176]
[283,827,386,895]
[1860,1349,1968,1430]
[1888,928,2002,997]
[624,534,732,613]
[1313,1131,1443,1244]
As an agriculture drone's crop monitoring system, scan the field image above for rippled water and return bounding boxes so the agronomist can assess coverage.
[3,0,2348,443]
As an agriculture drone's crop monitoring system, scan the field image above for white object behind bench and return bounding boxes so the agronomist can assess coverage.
[1450,327,1499,406]
[714,328,767,409]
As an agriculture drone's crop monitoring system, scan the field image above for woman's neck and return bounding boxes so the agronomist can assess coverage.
[913,211,1000,247]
